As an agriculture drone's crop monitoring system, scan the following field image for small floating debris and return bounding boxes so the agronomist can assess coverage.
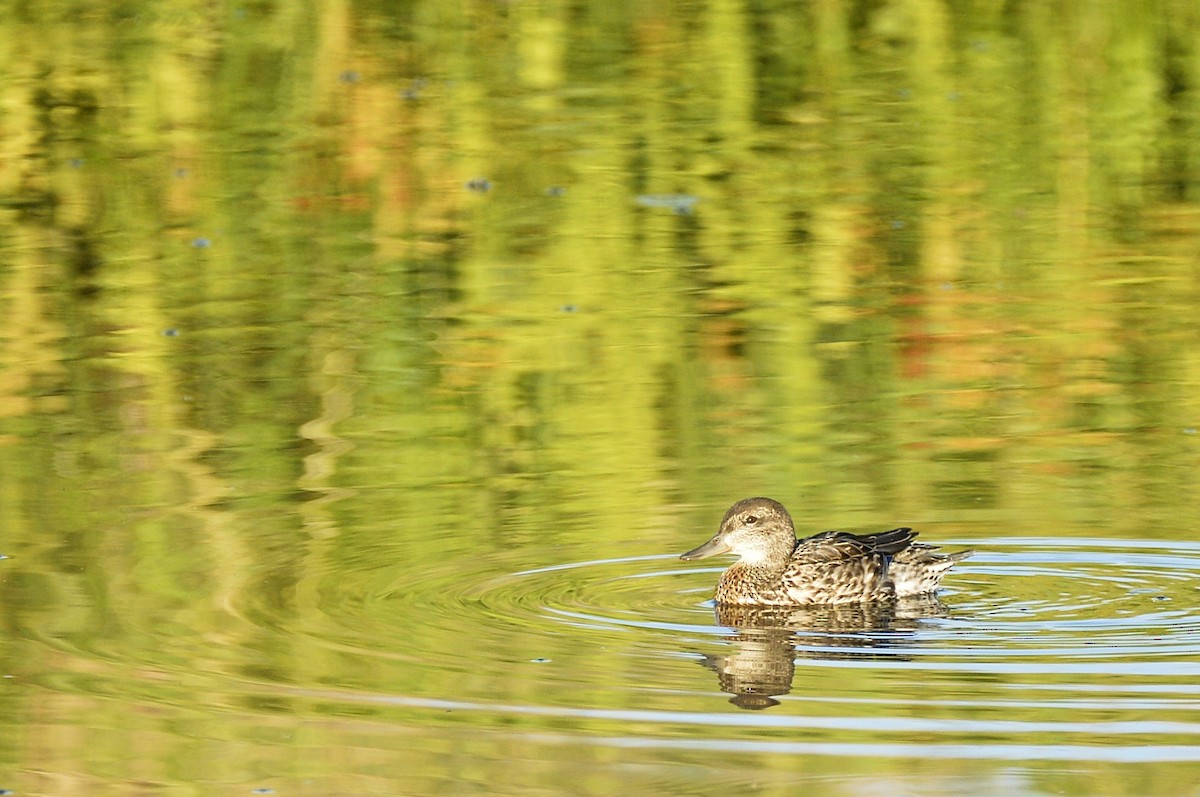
[559,304,578,313]
[636,193,698,214]
[162,328,180,337]
[530,658,551,664]
[250,789,276,795]
[0,554,8,560]
[401,78,427,100]
[68,157,85,169]
[1184,428,1196,435]
[465,177,492,193]
[544,186,566,197]
[191,237,211,249]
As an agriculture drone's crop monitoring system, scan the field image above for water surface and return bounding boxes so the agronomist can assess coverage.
[3,2,1200,795]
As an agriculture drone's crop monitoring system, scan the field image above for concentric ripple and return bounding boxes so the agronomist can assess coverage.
[284,536,1200,764]
[460,537,1200,662]
[943,538,1200,666]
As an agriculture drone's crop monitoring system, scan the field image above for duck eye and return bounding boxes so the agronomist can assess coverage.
[744,515,758,525]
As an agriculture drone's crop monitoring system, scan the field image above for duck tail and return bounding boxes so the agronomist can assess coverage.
[890,545,973,596]
[943,548,975,564]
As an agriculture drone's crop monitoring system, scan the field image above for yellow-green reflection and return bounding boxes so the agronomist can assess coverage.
[2,2,1200,795]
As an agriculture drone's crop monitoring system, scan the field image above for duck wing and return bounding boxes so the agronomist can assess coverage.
[791,528,917,564]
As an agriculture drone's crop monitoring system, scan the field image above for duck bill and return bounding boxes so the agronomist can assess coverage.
[679,535,732,561]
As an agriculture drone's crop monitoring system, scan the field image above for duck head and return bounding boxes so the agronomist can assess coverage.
[680,497,797,568]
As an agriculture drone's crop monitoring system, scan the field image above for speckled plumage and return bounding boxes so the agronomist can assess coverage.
[680,497,973,606]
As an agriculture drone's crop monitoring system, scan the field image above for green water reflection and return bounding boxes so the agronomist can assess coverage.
[2,1,1200,795]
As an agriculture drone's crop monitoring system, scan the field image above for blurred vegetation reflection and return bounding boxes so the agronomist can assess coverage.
[2,1,1200,793]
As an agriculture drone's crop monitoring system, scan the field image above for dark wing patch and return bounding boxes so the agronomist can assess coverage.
[868,527,918,556]
[791,528,917,564]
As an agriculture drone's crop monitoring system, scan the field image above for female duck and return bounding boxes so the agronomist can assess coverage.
[680,497,972,606]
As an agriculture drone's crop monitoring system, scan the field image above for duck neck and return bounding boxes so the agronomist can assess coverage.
[722,545,792,588]
[735,538,796,575]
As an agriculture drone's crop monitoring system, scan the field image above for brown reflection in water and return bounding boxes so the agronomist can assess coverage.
[700,597,949,710]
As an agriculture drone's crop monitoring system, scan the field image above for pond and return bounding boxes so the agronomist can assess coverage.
[2,2,1200,795]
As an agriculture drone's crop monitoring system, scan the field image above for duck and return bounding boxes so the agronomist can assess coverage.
[680,497,973,606]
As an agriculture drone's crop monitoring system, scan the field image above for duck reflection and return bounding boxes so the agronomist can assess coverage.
[698,597,949,710]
